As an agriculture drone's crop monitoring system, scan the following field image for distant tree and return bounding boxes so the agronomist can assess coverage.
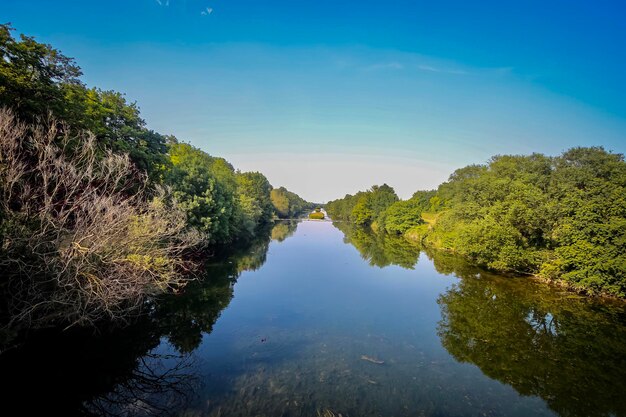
[270,186,312,218]
[236,171,273,234]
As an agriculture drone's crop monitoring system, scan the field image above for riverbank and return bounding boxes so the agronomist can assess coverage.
[401,213,626,301]
[9,219,626,416]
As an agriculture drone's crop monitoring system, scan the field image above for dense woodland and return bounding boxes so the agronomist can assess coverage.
[326,149,626,297]
[0,25,311,330]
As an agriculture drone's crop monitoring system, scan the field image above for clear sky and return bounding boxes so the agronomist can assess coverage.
[3,0,626,202]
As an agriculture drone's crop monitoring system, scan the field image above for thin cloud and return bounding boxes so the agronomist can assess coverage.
[201,7,213,15]
[155,0,170,5]
[365,62,405,71]
[417,64,466,75]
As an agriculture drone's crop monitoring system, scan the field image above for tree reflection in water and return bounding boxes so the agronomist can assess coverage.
[434,256,626,417]
[337,223,626,417]
[0,221,294,416]
[333,221,422,268]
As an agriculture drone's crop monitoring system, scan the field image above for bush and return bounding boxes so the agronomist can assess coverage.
[309,212,325,220]
[0,109,201,327]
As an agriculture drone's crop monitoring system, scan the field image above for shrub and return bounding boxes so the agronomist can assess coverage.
[309,212,325,220]
[0,108,201,327]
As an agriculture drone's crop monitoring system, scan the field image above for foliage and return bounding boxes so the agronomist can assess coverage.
[326,184,398,226]
[0,26,307,330]
[0,24,168,181]
[377,191,435,234]
[236,171,274,235]
[427,149,626,295]
[64,87,170,182]
[270,186,313,218]
[309,211,325,220]
[329,149,626,297]
[164,142,240,244]
[0,24,81,121]
[0,109,201,327]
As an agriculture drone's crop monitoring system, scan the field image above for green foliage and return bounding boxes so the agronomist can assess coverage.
[64,87,169,181]
[236,171,274,235]
[0,25,168,181]
[270,186,312,218]
[329,149,626,297]
[426,148,626,295]
[165,142,240,244]
[0,24,82,121]
[309,211,325,220]
[326,184,398,226]
[0,25,312,329]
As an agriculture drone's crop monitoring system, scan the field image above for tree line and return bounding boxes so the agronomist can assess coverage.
[0,25,311,330]
[326,148,626,297]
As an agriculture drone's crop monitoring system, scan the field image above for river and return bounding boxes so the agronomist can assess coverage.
[2,219,626,416]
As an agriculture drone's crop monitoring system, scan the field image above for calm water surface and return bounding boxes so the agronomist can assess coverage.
[3,220,626,416]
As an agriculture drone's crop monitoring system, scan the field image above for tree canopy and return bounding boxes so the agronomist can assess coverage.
[0,26,312,330]
[327,148,626,297]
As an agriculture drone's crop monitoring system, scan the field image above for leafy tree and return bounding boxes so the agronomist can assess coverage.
[328,148,626,296]
[378,191,435,234]
[65,88,169,181]
[165,142,239,244]
[270,186,312,218]
[351,193,374,225]
[0,25,167,180]
[378,200,424,234]
[236,171,274,235]
[0,24,81,121]
[326,184,398,226]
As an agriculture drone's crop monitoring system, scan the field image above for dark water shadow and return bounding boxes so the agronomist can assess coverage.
[0,221,298,416]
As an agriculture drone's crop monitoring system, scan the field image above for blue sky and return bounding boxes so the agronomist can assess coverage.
[3,0,626,202]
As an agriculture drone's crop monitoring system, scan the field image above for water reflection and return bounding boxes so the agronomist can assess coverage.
[337,223,626,417]
[155,236,271,354]
[3,220,626,417]
[0,221,293,416]
[333,221,422,268]
[271,220,299,242]
[435,260,626,417]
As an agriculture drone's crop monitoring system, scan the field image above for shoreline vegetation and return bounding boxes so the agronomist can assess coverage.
[0,25,313,336]
[325,150,626,299]
[309,208,326,220]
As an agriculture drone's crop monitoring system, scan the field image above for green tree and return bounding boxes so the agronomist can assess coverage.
[328,148,626,296]
[0,24,81,121]
[236,171,274,235]
[165,142,239,244]
[0,25,168,180]
[270,186,312,218]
